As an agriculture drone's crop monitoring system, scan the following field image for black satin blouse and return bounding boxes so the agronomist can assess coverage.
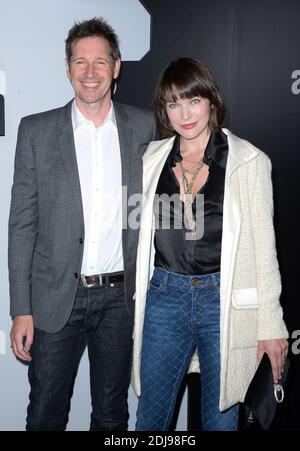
[154,131,228,275]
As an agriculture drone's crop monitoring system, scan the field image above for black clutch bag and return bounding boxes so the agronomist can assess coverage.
[241,353,290,430]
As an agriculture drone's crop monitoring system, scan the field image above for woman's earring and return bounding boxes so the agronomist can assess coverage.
[113,81,117,95]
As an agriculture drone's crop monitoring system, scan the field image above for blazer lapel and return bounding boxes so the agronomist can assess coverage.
[57,101,84,217]
[114,102,132,193]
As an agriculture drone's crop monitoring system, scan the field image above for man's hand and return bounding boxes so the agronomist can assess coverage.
[258,338,288,383]
[10,315,34,362]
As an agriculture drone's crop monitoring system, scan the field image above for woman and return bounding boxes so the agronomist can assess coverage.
[133,57,288,431]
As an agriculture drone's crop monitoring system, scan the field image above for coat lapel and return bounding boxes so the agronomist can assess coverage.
[57,101,83,217]
[133,137,175,395]
[114,102,133,194]
[220,129,260,357]
[142,137,175,196]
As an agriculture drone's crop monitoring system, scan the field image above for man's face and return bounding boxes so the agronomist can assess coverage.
[66,36,120,107]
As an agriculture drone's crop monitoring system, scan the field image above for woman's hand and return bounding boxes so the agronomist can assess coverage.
[258,339,288,383]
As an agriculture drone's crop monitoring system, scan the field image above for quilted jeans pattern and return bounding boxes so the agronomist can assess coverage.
[135,267,238,431]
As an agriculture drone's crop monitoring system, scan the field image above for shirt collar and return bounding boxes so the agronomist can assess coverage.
[168,130,228,169]
[203,130,228,169]
[71,100,116,132]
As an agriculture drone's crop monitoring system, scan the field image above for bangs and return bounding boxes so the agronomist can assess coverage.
[162,80,210,103]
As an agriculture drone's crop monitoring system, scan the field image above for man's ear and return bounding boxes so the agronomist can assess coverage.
[65,58,71,80]
[113,58,121,79]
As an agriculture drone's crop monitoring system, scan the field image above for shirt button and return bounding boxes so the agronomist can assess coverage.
[74,272,79,279]
[79,238,83,244]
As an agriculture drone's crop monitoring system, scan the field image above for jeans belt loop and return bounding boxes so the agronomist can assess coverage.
[163,269,168,288]
[81,275,93,288]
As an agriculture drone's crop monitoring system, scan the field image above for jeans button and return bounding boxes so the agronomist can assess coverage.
[191,279,201,286]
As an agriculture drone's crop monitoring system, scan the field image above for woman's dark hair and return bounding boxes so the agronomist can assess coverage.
[155,57,225,137]
[65,17,121,62]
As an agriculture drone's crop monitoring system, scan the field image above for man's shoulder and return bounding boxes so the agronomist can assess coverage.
[114,101,153,121]
[20,100,72,127]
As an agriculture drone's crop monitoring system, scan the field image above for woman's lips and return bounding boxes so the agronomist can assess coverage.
[181,122,197,129]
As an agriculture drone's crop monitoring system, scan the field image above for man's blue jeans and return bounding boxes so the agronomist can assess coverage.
[26,279,133,431]
[136,267,238,431]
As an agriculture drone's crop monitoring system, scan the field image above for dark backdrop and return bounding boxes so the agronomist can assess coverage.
[115,0,300,430]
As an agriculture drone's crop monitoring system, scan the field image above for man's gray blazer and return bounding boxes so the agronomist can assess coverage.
[8,100,156,333]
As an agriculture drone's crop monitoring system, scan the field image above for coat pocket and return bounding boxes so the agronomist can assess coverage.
[229,308,258,349]
[232,288,258,309]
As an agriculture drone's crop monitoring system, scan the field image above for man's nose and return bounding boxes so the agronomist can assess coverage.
[85,63,95,77]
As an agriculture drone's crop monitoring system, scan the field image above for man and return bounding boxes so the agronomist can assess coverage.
[9,17,156,431]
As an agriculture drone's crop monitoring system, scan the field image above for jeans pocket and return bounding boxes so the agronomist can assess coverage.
[149,277,163,293]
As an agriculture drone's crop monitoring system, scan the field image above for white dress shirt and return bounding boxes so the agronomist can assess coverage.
[72,101,123,275]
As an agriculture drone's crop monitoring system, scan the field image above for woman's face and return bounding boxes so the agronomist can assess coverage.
[166,95,211,141]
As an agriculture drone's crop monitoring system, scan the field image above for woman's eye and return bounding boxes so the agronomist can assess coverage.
[191,98,201,104]
[168,103,178,109]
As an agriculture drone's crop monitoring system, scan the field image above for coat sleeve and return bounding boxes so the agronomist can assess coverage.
[8,118,38,317]
[251,152,288,340]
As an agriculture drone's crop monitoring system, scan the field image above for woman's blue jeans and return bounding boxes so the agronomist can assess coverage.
[136,267,238,431]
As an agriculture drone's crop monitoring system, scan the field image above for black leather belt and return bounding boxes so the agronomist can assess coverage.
[81,271,124,288]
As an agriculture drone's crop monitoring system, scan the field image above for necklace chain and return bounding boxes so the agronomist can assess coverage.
[182,157,203,164]
[179,160,205,194]
[180,160,204,176]
[179,159,205,234]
